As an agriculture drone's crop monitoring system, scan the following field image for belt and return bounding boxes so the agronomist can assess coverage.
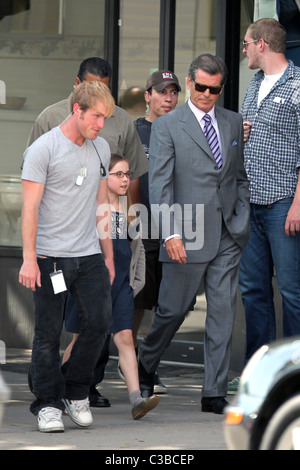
[251,203,273,209]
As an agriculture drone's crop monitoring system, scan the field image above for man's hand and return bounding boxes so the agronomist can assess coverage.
[165,237,187,264]
[285,201,300,236]
[243,121,252,142]
[19,259,41,291]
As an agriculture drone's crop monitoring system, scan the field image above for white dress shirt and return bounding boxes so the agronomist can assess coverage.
[188,98,223,156]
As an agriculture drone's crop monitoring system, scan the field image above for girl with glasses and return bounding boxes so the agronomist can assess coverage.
[64,154,159,420]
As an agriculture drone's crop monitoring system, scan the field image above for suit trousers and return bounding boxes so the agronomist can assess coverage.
[139,226,242,397]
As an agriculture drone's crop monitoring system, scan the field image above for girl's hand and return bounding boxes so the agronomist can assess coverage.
[105,256,115,285]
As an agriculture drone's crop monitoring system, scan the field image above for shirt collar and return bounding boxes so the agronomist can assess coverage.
[255,60,294,86]
[188,98,216,124]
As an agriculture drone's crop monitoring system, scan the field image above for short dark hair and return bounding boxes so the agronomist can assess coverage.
[188,54,228,86]
[77,57,112,84]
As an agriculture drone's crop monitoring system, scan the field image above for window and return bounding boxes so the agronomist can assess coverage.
[118,0,160,119]
[0,0,105,247]
[0,0,60,35]
[174,0,217,106]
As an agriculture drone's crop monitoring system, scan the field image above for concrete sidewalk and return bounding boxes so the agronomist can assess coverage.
[0,349,230,451]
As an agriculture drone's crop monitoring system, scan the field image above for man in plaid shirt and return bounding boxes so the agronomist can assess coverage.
[240,18,300,364]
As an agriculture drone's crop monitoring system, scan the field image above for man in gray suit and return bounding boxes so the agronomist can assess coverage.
[138,54,250,414]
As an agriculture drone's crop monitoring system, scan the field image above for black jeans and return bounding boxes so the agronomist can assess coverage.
[30,254,112,415]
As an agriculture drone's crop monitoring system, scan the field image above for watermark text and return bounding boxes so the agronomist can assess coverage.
[96,198,204,251]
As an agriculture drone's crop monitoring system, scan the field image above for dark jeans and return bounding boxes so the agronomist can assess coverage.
[92,334,111,386]
[239,199,300,364]
[30,254,112,415]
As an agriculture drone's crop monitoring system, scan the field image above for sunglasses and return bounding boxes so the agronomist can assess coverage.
[242,39,259,47]
[192,80,223,95]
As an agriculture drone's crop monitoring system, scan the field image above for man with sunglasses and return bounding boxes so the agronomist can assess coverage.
[138,54,250,414]
[133,70,181,395]
[239,19,300,366]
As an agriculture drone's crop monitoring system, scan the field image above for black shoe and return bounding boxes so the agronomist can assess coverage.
[201,397,228,415]
[89,386,110,408]
[138,360,155,398]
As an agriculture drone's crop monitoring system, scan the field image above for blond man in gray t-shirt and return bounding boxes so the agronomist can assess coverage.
[19,82,115,433]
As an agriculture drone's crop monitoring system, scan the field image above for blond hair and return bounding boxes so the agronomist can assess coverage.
[71,81,115,117]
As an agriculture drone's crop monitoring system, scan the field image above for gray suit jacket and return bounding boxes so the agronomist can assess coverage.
[148,101,250,263]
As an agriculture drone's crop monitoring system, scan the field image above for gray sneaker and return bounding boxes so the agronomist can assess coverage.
[132,395,160,420]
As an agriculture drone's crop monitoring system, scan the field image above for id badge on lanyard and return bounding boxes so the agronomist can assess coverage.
[50,262,67,294]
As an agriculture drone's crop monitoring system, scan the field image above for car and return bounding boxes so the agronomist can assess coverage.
[0,371,10,426]
[224,336,300,450]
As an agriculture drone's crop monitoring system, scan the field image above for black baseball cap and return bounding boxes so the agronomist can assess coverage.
[146,70,181,92]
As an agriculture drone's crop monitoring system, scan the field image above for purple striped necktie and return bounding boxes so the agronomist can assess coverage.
[203,114,222,170]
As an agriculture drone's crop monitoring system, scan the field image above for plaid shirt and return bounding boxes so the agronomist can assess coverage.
[241,61,300,205]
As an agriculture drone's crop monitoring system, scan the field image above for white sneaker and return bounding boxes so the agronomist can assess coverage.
[38,407,64,433]
[63,398,93,427]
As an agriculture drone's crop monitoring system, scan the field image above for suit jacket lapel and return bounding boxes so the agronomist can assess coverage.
[180,102,213,158]
[180,103,231,169]
[215,106,230,171]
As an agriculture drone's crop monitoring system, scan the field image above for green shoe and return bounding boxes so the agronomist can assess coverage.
[227,377,240,394]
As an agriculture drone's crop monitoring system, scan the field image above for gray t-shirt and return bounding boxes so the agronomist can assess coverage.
[27,95,148,180]
[22,126,110,257]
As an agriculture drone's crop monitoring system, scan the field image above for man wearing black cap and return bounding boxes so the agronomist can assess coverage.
[133,71,181,394]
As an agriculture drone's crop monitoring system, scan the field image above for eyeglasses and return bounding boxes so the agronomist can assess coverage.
[191,80,223,95]
[242,39,259,48]
[109,171,132,179]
